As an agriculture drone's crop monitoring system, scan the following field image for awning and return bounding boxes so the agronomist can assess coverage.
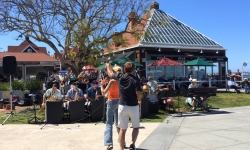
[150,56,228,62]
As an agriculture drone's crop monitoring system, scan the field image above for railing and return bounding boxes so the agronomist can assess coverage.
[155,79,243,91]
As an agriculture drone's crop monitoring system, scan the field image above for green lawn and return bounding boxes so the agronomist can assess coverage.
[0,92,249,124]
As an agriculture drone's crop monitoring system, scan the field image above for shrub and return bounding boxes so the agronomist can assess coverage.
[25,80,41,90]
[0,82,10,91]
[12,80,25,91]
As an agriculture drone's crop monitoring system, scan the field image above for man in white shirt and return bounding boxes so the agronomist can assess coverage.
[147,76,158,94]
[228,77,239,94]
[42,84,62,104]
[189,75,194,81]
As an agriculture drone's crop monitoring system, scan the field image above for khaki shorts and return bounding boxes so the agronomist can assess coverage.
[118,105,140,129]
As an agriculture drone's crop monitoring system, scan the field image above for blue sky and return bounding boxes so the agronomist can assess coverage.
[0,0,250,72]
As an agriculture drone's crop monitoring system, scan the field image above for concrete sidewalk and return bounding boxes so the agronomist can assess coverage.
[1,106,250,150]
[0,122,159,150]
[139,106,250,150]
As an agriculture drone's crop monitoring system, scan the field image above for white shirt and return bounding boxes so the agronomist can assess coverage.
[228,81,236,86]
[43,88,62,100]
[147,81,158,92]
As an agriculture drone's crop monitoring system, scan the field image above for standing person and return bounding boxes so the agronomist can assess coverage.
[235,69,242,81]
[64,67,76,91]
[101,65,121,150]
[106,61,142,150]
[147,76,158,94]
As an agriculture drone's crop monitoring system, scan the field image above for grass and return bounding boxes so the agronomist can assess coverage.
[1,92,250,124]
[0,107,46,124]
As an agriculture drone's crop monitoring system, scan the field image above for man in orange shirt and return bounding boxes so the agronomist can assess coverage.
[101,65,121,150]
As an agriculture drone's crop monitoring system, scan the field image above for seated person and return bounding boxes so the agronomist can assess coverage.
[147,76,158,94]
[140,77,148,84]
[200,75,209,87]
[16,71,22,80]
[65,81,85,109]
[188,79,205,111]
[228,77,239,94]
[188,71,193,79]
[87,80,102,101]
[189,75,194,81]
[158,75,167,83]
[211,76,218,87]
[201,75,208,81]
[161,84,176,112]
[42,84,62,104]
[241,78,249,88]
[42,84,62,121]
[243,83,250,94]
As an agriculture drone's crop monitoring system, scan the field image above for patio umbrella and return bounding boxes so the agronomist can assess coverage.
[148,57,183,66]
[183,58,215,66]
[147,57,182,81]
[183,58,215,80]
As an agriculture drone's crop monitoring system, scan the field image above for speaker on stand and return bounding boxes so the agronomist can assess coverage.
[2,56,18,125]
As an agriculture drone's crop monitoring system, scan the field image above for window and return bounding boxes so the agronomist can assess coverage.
[27,48,33,53]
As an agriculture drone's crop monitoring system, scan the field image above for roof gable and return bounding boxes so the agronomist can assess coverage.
[22,45,38,53]
[8,38,47,54]
[140,9,224,50]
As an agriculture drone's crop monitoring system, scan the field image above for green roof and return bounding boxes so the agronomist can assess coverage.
[140,9,224,50]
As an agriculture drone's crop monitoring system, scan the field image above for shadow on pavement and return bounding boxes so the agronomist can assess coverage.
[173,109,233,118]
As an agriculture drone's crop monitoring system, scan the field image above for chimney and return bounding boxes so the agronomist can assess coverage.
[25,36,29,40]
[128,12,137,31]
[150,1,159,10]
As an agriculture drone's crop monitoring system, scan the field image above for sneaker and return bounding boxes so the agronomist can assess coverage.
[129,144,136,150]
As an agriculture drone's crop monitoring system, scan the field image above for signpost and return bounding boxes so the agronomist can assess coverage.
[242,61,247,80]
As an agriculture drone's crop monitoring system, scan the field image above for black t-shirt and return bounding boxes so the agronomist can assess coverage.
[112,73,142,106]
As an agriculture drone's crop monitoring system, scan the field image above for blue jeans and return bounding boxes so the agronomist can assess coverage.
[104,99,120,146]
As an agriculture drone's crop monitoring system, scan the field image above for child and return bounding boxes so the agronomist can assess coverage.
[243,83,250,94]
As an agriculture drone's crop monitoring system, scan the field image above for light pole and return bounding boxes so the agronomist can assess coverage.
[242,61,247,80]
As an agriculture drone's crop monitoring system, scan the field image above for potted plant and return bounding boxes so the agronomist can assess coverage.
[12,79,26,99]
[25,79,42,92]
[0,82,10,99]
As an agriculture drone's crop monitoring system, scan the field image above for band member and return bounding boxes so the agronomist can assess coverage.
[80,67,91,81]
[66,81,84,101]
[47,69,60,90]
[64,67,76,91]
[106,61,142,150]
[86,80,102,101]
[101,65,121,150]
[42,84,62,104]
[65,81,85,109]
[59,73,65,95]
[49,69,59,82]
[42,84,62,121]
